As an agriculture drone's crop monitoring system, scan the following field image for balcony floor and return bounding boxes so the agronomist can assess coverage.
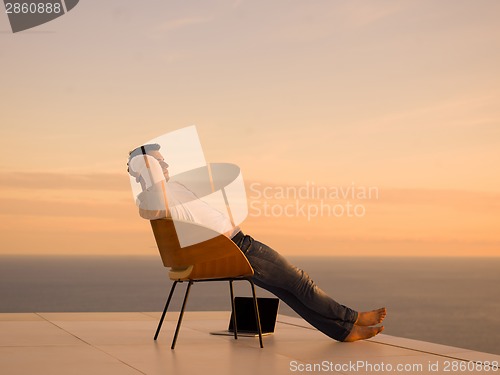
[0,311,498,375]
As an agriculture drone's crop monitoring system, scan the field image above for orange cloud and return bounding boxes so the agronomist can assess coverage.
[0,172,498,256]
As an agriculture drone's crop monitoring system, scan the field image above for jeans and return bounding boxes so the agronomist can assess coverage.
[234,233,358,342]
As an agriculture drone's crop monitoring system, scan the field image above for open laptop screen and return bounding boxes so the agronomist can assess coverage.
[228,297,279,334]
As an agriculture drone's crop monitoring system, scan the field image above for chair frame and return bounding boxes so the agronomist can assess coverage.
[148,217,264,349]
[153,277,263,349]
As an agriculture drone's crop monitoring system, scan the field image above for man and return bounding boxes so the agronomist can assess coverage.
[128,144,386,342]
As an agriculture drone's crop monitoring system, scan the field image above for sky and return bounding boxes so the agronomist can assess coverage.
[0,0,499,256]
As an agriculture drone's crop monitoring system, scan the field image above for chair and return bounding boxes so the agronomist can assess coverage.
[150,218,263,349]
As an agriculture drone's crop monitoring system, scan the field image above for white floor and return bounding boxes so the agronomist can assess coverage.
[0,311,498,375]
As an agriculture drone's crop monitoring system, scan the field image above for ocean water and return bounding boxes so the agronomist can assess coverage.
[0,256,498,355]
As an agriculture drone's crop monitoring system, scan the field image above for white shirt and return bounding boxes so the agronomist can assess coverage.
[137,181,240,239]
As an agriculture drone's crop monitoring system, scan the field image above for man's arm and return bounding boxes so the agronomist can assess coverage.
[136,182,170,220]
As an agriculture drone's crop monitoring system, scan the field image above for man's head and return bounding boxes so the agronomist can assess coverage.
[128,143,161,159]
[128,143,170,187]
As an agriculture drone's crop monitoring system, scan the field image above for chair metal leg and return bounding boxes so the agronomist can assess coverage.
[249,279,264,348]
[171,280,192,349]
[154,281,178,340]
[229,280,238,340]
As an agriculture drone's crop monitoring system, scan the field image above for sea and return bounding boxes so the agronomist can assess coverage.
[0,256,498,355]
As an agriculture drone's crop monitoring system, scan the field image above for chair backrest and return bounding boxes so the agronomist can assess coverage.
[150,218,254,279]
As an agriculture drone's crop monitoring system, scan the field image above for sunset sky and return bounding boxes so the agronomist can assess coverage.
[0,0,499,256]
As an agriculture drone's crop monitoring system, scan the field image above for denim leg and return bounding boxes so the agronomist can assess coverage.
[252,278,354,341]
[237,235,358,342]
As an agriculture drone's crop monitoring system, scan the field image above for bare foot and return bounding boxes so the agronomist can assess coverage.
[354,307,387,326]
[344,325,384,342]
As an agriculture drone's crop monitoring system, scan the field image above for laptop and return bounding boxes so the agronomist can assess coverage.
[211,297,280,337]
